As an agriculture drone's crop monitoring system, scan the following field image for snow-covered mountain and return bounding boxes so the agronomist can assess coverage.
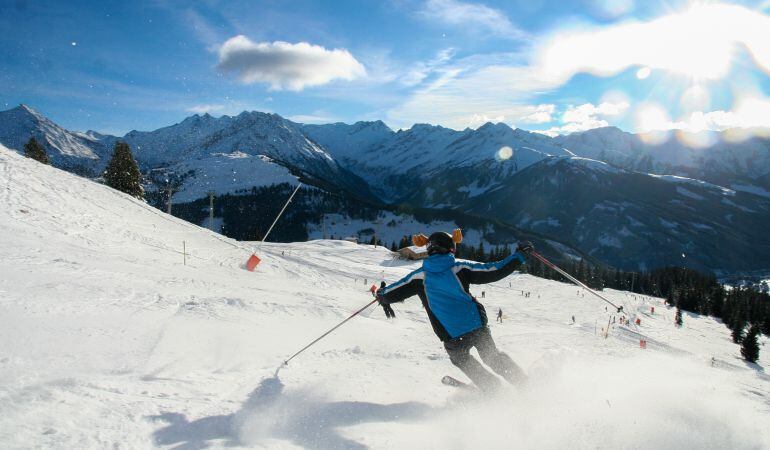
[0,105,110,173]
[117,111,376,199]
[304,120,573,202]
[3,105,770,274]
[301,120,393,161]
[2,142,768,449]
[555,127,770,197]
[462,155,770,273]
[0,106,375,201]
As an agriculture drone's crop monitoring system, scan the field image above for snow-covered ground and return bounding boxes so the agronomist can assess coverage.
[165,152,299,203]
[1,144,769,449]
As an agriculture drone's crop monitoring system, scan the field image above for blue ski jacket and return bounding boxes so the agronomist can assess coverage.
[380,252,526,341]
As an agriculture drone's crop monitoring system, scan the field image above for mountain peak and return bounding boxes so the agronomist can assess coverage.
[477,121,513,133]
[574,126,627,137]
[10,104,45,121]
[409,123,446,133]
[352,120,391,132]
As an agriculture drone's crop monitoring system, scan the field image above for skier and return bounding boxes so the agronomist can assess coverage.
[378,281,395,319]
[377,231,531,392]
[496,308,503,323]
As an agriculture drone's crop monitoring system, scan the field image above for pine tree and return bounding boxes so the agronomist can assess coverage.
[731,318,746,344]
[104,142,144,199]
[577,259,588,283]
[23,137,49,164]
[675,306,683,327]
[740,324,760,363]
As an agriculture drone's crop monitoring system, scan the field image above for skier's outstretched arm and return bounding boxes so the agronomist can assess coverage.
[379,269,422,304]
[458,242,533,285]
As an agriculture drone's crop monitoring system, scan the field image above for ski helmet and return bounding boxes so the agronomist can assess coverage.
[427,231,455,255]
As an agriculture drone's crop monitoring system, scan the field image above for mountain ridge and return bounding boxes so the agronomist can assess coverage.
[2,104,770,273]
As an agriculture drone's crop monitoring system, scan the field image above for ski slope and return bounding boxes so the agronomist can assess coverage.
[1,144,769,449]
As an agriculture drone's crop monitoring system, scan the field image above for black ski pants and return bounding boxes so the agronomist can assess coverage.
[443,326,525,392]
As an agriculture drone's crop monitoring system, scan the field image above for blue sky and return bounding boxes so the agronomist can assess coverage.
[2,0,770,137]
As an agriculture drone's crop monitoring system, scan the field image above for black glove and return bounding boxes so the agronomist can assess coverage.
[516,240,534,255]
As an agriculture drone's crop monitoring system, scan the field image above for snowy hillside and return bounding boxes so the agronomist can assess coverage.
[2,144,769,449]
[165,152,299,203]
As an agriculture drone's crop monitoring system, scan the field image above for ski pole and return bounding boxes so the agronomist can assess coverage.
[530,250,623,313]
[275,298,379,376]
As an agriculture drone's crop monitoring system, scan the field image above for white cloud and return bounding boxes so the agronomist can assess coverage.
[187,104,225,114]
[217,36,366,91]
[648,97,770,133]
[286,112,339,124]
[419,0,528,40]
[400,48,456,87]
[539,4,770,81]
[520,104,556,124]
[386,55,564,129]
[562,101,629,125]
[538,101,629,136]
[387,4,770,131]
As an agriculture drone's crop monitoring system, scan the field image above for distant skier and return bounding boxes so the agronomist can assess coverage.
[572,315,575,324]
[378,281,395,319]
[377,231,531,392]
[497,308,503,323]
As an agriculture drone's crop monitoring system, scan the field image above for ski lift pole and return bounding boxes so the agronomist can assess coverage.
[259,182,302,247]
[275,298,379,376]
[530,250,623,313]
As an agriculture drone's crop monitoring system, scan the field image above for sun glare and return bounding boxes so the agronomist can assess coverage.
[635,103,671,145]
[540,3,770,82]
[496,146,513,161]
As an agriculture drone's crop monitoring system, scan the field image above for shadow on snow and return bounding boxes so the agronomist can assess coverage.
[148,376,431,449]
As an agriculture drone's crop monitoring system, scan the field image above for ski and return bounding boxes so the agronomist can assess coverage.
[441,375,474,390]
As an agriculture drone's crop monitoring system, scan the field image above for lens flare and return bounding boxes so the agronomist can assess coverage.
[635,103,671,145]
[497,146,513,161]
[676,129,718,148]
[680,85,711,112]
